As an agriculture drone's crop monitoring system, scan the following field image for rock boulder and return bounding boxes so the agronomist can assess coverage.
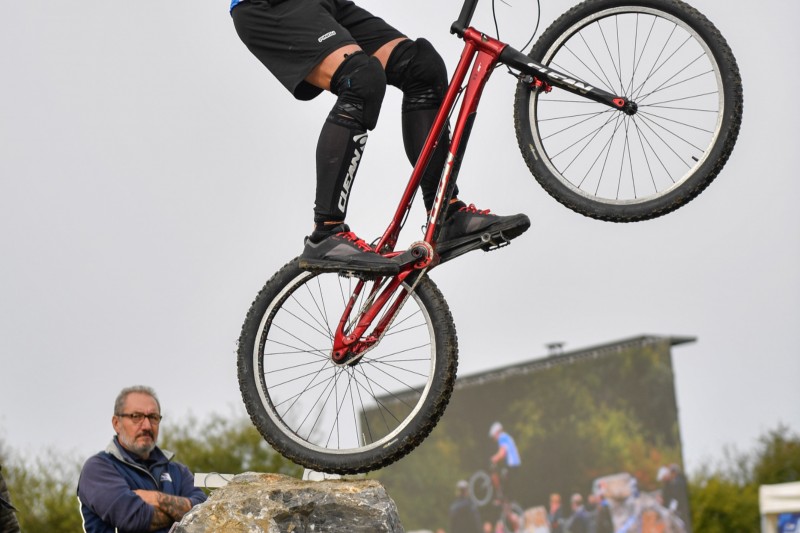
[174,472,404,533]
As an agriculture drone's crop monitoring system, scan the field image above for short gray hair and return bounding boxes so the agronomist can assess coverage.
[114,385,161,415]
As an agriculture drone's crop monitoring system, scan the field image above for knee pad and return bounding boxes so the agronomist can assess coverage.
[385,38,448,111]
[329,52,387,131]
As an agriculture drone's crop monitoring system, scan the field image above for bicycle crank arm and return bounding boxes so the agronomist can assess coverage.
[393,241,437,271]
[499,46,638,115]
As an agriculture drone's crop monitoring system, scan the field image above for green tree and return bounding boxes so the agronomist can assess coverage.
[689,460,760,532]
[3,448,83,532]
[689,424,800,532]
[752,425,800,485]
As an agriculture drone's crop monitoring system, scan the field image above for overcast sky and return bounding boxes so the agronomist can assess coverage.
[1,0,798,475]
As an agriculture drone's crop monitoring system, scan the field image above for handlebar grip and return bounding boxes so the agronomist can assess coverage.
[451,0,479,36]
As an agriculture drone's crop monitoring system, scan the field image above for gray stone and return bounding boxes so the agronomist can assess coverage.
[174,472,405,533]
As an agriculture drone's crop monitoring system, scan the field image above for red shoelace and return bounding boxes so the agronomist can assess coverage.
[460,203,491,215]
[337,231,375,252]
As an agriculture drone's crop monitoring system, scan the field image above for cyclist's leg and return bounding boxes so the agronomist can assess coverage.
[331,1,455,212]
[303,47,406,272]
[384,38,456,212]
[304,44,362,92]
[307,48,386,233]
[232,0,397,273]
[488,462,506,502]
[306,1,403,239]
[335,4,528,253]
[498,466,509,501]
[382,35,531,252]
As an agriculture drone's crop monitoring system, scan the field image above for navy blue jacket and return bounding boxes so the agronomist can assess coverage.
[77,438,206,533]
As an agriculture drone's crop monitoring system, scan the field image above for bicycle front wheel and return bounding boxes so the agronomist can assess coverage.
[237,259,458,474]
[514,0,743,221]
[469,470,494,507]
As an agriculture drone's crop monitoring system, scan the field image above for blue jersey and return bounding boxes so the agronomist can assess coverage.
[498,432,521,467]
[230,0,244,12]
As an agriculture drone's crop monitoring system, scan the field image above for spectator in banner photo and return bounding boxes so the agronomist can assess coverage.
[565,493,590,533]
[593,491,614,533]
[548,492,566,533]
[583,492,597,533]
[77,385,207,533]
[488,422,522,503]
[0,464,21,533]
[589,480,617,533]
[450,479,482,533]
[480,519,509,533]
[521,505,550,533]
[640,507,668,533]
[584,491,607,533]
[657,464,692,532]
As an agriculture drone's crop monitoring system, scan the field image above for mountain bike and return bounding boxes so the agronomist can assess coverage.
[237,0,742,474]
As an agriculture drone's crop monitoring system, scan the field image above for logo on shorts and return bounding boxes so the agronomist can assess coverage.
[318,31,336,43]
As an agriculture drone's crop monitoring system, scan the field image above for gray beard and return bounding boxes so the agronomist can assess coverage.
[120,433,156,457]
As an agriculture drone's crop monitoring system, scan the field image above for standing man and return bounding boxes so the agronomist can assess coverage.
[565,493,590,533]
[77,386,207,533]
[658,464,692,532]
[449,479,482,533]
[548,492,566,533]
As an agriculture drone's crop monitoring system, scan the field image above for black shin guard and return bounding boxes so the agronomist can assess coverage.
[386,38,457,211]
[314,121,368,225]
[314,52,387,225]
[404,109,452,211]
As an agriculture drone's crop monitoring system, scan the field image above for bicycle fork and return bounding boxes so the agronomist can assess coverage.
[330,270,426,365]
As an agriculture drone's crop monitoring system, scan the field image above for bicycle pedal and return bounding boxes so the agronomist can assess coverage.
[480,231,511,251]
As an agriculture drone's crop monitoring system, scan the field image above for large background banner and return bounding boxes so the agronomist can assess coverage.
[372,335,694,532]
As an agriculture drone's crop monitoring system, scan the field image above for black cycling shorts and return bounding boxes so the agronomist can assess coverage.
[232,0,406,101]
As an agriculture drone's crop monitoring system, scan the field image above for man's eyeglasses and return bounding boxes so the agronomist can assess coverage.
[117,412,163,425]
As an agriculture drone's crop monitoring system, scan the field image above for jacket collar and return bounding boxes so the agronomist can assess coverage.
[106,437,175,465]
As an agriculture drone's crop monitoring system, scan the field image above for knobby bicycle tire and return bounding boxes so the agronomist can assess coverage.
[237,259,459,474]
[514,0,743,221]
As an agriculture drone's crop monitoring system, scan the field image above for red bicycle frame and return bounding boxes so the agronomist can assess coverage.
[330,21,634,362]
[331,27,505,362]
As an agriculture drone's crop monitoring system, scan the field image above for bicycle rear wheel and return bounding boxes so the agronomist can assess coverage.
[237,259,458,474]
[514,0,742,221]
[502,501,525,533]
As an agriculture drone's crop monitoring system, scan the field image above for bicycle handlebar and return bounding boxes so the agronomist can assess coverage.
[451,0,479,36]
